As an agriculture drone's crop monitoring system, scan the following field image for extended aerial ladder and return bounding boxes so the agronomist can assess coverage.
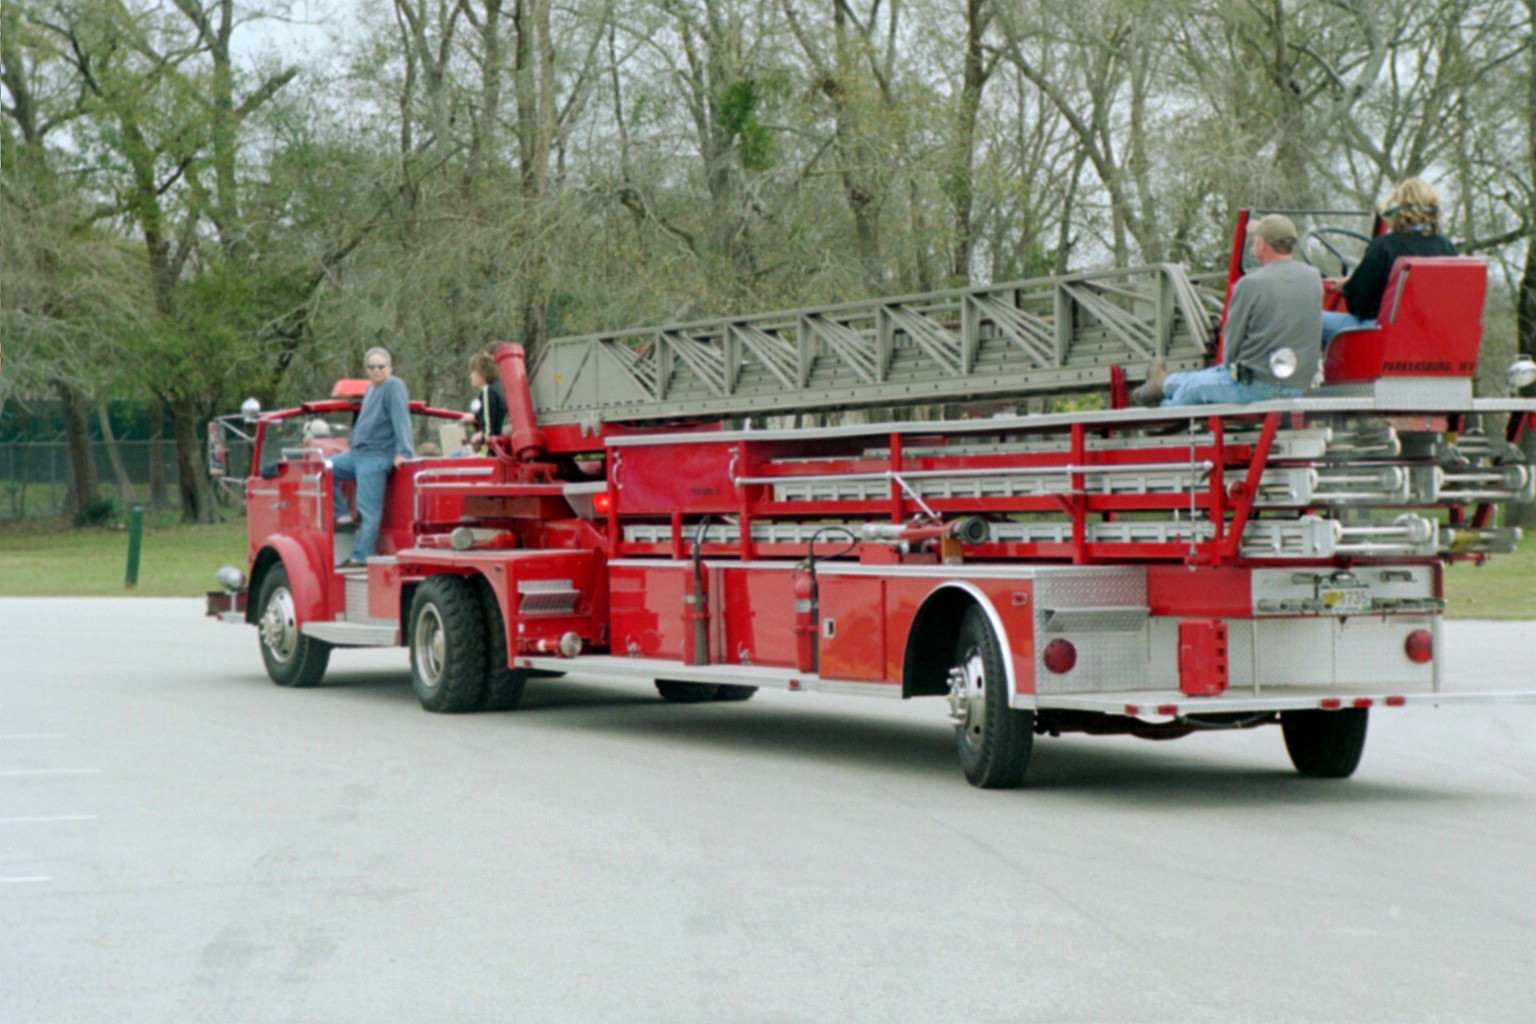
[528,264,1223,428]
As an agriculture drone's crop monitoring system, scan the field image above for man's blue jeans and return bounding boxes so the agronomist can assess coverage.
[1160,365,1305,407]
[329,450,395,560]
[1321,311,1375,344]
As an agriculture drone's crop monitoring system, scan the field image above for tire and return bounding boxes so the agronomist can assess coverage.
[477,581,528,712]
[409,575,488,713]
[711,684,758,702]
[1281,708,1369,778]
[948,606,1033,789]
[256,564,331,688]
[656,680,720,703]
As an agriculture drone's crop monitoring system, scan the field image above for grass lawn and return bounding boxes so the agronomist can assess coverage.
[0,515,248,598]
[0,515,1532,618]
[1440,537,1536,620]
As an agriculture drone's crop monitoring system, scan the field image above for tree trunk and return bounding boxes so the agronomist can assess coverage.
[945,0,988,284]
[1507,237,1536,529]
[171,399,214,523]
[1507,2,1536,530]
[96,402,136,509]
[149,401,170,509]
[55,381,98,519]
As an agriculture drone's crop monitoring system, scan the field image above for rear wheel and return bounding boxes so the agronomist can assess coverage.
[477,581,528,711]
[656,680,720,703]
[948,606,1033,789]
[711,685,758,702]
[409,576,487,713]
[256,564,331,688]
[1281,708,1368,778]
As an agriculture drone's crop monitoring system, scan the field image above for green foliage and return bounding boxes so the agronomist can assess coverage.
[72,492,120,528]
[715,77,780,173]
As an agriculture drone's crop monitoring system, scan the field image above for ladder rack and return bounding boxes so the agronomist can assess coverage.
[604,403,1531,566]
[531,264,1223,428]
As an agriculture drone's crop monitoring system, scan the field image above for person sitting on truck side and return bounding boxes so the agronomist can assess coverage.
[328,346,415,567]
[1321,177,1458,344]
[1133,214,1322,407]
[459,350,508,456]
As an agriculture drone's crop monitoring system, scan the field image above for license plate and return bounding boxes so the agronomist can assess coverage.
[1320,586,1373,613]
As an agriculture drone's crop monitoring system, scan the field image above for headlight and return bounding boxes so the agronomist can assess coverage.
[216,566,246,592]
[1507,356,1536,391]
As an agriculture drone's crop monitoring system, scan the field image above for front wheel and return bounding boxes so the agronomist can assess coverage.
[1281,708,1368,778]
[257,564,331,688]
[409,576,488,713]
[947,606,1033,789]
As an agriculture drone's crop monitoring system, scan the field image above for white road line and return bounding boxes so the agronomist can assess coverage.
[0,877,51,884]
[0,815,98,824]
[0,768,100,776]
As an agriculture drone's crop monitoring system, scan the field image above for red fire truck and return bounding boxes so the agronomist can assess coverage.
[208,210,1536,788]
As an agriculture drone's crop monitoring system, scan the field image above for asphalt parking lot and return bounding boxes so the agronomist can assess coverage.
[3,599,1534,1024]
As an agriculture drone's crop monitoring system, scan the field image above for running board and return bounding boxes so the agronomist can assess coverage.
[304,621,399,646]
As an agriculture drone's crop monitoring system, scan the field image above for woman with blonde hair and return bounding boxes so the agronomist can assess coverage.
[1321,177,1458,342]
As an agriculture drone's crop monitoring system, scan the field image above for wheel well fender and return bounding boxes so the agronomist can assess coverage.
[247,535,330,626]
[901,582,1016,698]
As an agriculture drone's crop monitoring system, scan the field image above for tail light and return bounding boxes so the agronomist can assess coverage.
[1405,629,1433,664]
[1043,638,1077,674]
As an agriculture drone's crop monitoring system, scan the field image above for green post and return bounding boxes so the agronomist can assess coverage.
[125,505,144,588]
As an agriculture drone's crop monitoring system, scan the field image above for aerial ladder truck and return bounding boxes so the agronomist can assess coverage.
[209,210,1536,788]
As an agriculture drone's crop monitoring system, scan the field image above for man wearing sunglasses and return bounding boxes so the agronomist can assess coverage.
[329,347,415,567]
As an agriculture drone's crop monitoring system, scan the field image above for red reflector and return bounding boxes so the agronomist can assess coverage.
[1320,698,1343,710]
[1157,704,1179,716]
[593,492,613,514]
[1405,629,1433,664]
[1353,698,1374,709]
[1043,638,1077,674]
[1124,705,1141,716]
[1385,696,1407,707]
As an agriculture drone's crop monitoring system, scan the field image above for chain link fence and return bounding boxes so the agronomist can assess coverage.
[0,440,182,519]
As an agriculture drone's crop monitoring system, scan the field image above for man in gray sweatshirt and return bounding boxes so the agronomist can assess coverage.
[330,347,416,566]
[1134,213,1322,407]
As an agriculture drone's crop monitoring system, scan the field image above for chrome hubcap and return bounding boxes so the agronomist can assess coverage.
[414,605,446,689]
[947,650,987,751]
[260,587,299,663]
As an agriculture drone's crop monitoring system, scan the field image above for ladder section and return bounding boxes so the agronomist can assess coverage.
[531,265,1222,427]
[609,407,1529,564]
[768,427,1533,510]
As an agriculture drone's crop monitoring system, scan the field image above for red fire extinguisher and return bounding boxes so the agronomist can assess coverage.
[793,565,818,674]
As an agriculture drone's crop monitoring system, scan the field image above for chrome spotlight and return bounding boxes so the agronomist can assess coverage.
[1508,356,1536,392]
